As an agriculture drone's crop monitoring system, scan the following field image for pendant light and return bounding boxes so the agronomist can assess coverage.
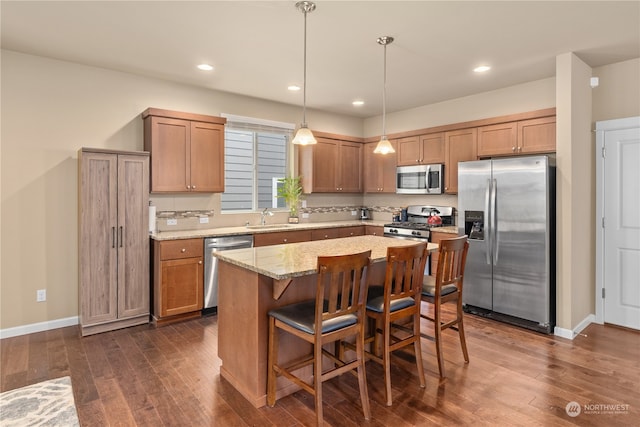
[292,1,317,145]
[373,36,395,154]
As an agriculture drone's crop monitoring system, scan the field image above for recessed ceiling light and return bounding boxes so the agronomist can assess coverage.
[288,85,301,91]
[352,100,365,106]
[474,65,491,73]
[197,64,214,71]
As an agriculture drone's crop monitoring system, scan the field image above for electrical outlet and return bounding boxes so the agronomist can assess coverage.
[166,218,178,226]
[37,289,46,302]
[351,210,357,216]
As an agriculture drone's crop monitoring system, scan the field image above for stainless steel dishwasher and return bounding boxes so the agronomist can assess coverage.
[203,235,254,314]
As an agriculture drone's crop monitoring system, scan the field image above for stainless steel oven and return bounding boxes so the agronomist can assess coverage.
[384,205,456,275]
[396,164,444,194]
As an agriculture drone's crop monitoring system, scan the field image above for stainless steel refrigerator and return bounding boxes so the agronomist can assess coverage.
[458,156,555,333]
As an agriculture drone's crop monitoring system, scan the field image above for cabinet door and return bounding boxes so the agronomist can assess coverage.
[339,141,363,192]
[149,117,190,192]
[117,155,150,319]
[253,230,312,246]
[190,121,225,192]
[312,139,339,192]
[80,152,118,325]
[444,128,477,194]
[364,142,396,193]
[477,122,518,157]
[518,117,556,154]
[365,225,384,236]
[159,257,204,317]
[420,133,445,163]
[396,136,421,165]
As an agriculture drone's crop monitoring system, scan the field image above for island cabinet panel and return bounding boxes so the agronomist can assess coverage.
[364,141,397,193]
[78,149,150,336]
[311,226,364,240]
[253,230,312,247]
[143,108,226,193]
[299,137,363,193]
[444,128,477,194]
[153,238,203,325]
[396,133,444,165]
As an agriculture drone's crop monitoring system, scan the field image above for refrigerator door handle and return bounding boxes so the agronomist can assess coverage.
[492,178,499,265]
[484,179,491,265]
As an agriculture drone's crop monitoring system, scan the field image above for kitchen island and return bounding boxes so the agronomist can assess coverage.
[213,235,437,408]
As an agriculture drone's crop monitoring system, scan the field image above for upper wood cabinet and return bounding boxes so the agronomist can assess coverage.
[478,116,556,157]
[78,148,150,336]
[444,128,477,194]
[142,108,226,193]
[364,141,397,193]
[299,136,363,193]
[396,133,445,165]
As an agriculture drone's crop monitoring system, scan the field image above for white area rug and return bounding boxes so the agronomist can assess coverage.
[0,376,80,427]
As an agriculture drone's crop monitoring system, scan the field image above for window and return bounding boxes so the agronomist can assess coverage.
[221,114,293,212]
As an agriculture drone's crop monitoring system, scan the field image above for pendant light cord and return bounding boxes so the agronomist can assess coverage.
[382,41,387,138]
[302,7,308,126]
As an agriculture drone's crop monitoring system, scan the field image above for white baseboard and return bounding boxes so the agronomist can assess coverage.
[0,316,79,340]
[554,314,595,340]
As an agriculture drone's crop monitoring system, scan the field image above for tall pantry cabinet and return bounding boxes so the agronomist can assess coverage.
[78,148,150,336]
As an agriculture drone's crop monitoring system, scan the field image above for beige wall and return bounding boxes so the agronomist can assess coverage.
[0,50,361,330]
[592,58,640,122]
[2,48,639,333]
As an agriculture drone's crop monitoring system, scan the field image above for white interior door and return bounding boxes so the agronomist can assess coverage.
[603,126,640,330]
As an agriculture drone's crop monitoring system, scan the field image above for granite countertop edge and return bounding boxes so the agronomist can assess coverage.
[150,221,458,241]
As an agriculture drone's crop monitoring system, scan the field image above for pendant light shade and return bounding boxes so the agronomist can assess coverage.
[292,1,317,145]
[373,36,395,155]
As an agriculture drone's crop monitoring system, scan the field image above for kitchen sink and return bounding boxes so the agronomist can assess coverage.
[245,224,292,229]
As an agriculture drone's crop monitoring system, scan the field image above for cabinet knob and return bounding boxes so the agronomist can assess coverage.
[283,239,288,243]
[192,185,196,189]
[512,146,516,152]
[186,185,191,189]
[181,248,186,253]
[198,260,203,264]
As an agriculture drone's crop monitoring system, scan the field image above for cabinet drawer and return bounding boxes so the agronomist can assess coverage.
[253,230,312,247]
[159,238,203,260]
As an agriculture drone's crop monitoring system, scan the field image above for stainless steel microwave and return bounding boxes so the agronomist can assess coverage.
[396,164,444,194]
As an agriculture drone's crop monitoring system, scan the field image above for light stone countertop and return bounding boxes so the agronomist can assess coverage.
[212,235,438,281]
[150,220,389,241]
[150,221,458,241]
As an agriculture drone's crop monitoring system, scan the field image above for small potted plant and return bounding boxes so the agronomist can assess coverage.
[277,176,304,223]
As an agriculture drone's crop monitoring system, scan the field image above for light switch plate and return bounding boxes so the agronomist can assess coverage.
[302,213,309,219]
[166,218,178,226]
[199,217,209,224]
[351,210,357,216]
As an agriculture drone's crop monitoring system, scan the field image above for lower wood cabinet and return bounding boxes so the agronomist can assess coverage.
[311,226,364,240]
[152,238,203,325]
[365,225,384,236]
[253,230,312,247]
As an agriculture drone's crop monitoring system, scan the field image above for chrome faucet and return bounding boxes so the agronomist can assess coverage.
[260,208,274,225]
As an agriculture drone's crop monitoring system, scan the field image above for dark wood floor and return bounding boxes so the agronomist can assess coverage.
[2,308,639,426]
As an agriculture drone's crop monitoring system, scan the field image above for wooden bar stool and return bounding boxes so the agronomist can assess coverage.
[266,250,372,425]
[421,235,470,378]
[363,242,429,406]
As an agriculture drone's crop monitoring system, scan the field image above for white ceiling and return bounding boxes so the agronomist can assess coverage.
[2,1,639,118]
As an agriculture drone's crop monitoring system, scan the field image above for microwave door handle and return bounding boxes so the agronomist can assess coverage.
[426,165,431,193]
[484,179,491,265]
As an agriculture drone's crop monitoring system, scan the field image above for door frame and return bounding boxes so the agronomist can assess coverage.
[594,116,640,324]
